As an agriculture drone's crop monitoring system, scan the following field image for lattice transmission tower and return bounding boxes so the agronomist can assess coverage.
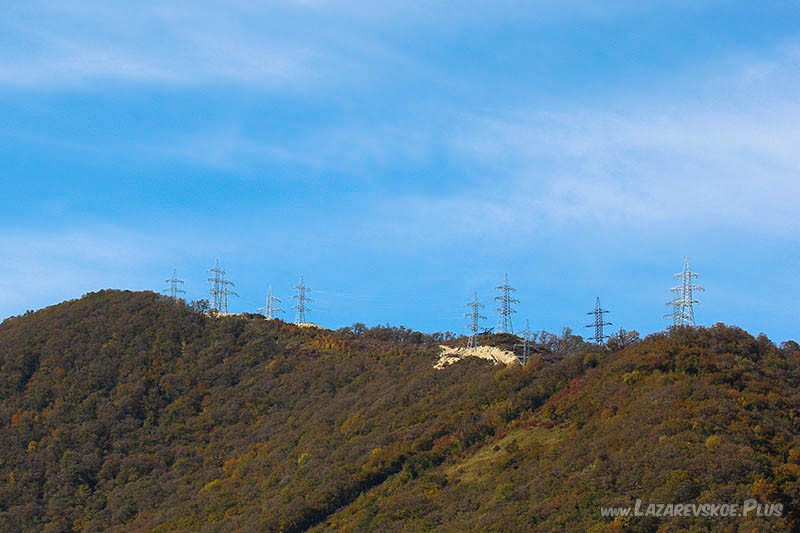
[494,274,519,333]
[666,257,703,326]
[258,285,284,319]
[164,268,186,301]
[207,259,238,313]
[585,297,612,345]
[514,319,534,365]
[292,276,312,324]
[465,292,486,349]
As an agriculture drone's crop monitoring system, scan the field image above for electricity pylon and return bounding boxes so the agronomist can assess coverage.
[258,285,283,319]
[164,269,185,301]
[667,257,703,326]
[585,297,612,345]
[494,273,519,333]
[514,319,534,365]
[292,276,312,324]
[465,292,486,349]
[207,259,238,313]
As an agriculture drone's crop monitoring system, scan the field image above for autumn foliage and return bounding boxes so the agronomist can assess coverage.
[0,290,797,531]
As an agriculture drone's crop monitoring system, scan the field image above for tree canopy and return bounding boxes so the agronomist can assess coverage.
[0,290,796,531]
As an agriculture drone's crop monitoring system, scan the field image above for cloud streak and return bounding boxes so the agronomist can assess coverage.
[0,0,729,91]
[0,228,157,313]
[376,43,800,241]
[0,3,328,89]
[2,1,798,339]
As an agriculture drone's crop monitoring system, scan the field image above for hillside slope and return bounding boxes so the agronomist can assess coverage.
[0,291,797,531]
[318,326,800,531]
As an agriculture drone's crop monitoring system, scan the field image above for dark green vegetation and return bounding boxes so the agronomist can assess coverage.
[0,290,798,532]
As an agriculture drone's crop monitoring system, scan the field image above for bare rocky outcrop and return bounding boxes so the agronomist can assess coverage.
[434,344,520,369]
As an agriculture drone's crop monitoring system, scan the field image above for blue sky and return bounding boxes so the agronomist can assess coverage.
[1,1,799,341]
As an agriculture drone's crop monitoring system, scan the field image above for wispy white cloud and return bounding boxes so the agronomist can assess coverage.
[89,39,799,243]
[0,3,327,89]
[145,122,438,176]
[409,44,800,238]
[3,4,797,241]
[0,221,260,318]
[0,228,156,313]
[444,109,800,229]
[0,0,725,90]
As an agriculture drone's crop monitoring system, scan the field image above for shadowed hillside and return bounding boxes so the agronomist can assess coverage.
[318,326,800,532]
[0,291,797,531]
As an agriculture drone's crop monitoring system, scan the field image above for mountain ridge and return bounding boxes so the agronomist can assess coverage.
[0,290,797,531]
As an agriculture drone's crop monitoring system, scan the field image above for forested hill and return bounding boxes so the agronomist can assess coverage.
[0,291,798,531]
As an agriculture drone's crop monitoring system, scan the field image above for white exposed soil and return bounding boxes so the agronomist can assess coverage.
[434,345,520,369]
